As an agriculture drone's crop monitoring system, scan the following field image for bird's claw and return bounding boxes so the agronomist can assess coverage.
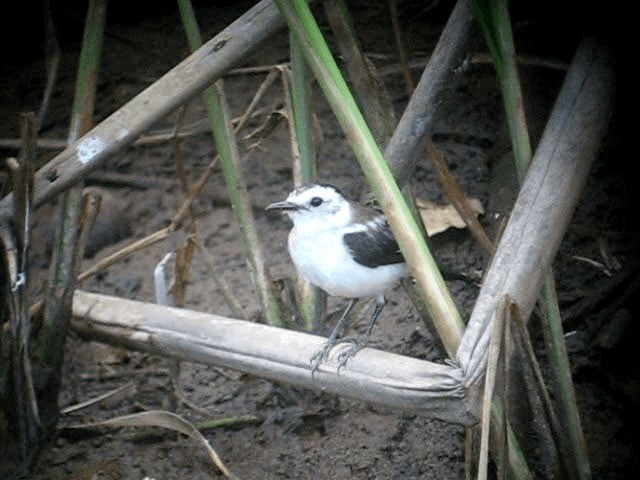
[336,337,367,368]
[310,340,340,377]
[310,336,369,377]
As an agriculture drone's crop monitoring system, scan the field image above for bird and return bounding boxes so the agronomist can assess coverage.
[266,183,408,374]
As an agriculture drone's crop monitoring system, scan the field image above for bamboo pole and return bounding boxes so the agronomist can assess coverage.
[3,115,41,468]
[0,0,287,219]
[276,0,464,358]
[473,2,592,477]
[287,26,325,331]
[39,0,106,386]
[458,37,615,385]
[70,290,477,426]
[384,0,475,186]
[177,0,283,326]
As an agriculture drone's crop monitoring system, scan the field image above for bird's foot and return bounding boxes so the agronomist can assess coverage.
[335,336,369,369]
[310,336,370,376]
[310,339,342,377]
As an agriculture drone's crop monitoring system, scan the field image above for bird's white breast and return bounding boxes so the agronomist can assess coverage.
[287,222,407,299]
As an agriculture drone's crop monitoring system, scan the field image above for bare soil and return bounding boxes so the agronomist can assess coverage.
[1,1,636,479]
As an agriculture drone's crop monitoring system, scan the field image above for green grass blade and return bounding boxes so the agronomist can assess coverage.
[473,1,591,477]
[278,0,464,355]
[177,0,284,326]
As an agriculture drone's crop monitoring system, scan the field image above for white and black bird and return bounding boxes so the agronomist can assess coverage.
[266,183,408,373]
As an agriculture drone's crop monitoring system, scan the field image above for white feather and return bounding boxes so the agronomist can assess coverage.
[278,185,407,299]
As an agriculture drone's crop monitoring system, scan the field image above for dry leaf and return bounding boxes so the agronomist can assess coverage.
[417,198,485,236]
[64,410,237,479]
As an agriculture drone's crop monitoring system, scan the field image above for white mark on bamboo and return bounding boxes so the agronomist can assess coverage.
[117,128,130,141]
[76,135,106,164]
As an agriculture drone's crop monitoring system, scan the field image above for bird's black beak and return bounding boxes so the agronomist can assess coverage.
[265,200,299,211]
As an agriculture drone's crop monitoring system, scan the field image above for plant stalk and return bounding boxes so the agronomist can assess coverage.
[177,0,283,326]
[278,0,464,356]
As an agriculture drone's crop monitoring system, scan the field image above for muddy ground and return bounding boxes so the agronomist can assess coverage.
[0,1,637,479]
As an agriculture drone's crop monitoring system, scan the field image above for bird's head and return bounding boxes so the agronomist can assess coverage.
[266,183,351,228]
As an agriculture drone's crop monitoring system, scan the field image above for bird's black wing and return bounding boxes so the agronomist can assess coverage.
[343,218,405,268]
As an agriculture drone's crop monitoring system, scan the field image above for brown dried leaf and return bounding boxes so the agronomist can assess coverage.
[417,197,485,236]
[64,410,237,479]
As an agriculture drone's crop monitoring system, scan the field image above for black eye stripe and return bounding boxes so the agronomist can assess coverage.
[310,197,323,207]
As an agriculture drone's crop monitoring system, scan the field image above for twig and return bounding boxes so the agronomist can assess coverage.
[470,51,569,71]
[63,410,237,479]
[84,171,168,189]
[478,297,507,480]
[79,227,171,282]
[194,239,246,319]
[0,110,268,152]
[171,107,198,235]
[61,381,136,414]
[4,115,41,468]
[235,68,280,133]
[37,0,61,130]
[227,63,290,75]
[196,414,261,430]
[387,0,415,92]
[510,301,568,474]
[426,138,495,256]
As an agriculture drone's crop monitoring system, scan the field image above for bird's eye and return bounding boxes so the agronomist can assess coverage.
[310,197,323,207]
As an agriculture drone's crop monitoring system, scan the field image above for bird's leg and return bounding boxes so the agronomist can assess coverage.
[310,298,358,375]
[336,296,386,367]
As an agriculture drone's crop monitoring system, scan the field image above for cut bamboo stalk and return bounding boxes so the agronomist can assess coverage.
[177,0,284,327]
[458,37,615,386]
[40,0,106,384]
[323,0,396,147]
[71,289,478,426]
[384,0,475,186]
[3,116,41,467]
[0,0,287,219]
[474,2,592,476]
[539,276,591,478]
[277,0,464,358]
[286,36,326,331]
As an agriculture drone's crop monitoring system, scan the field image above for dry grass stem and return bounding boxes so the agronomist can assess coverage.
[426,138,495,256]
[61,381,136,415]
[478,297,507,480]
[194,239,246,319]
[64,410,237,479]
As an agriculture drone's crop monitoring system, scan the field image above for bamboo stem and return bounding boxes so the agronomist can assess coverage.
[0,0,286,219]
[473,1,593,476]
[540,277,591,478]
[39,0,107,381]
[427,139,495,256]
[323,0,396,146]
[384,0,475,186]
[287,34,325,331]
[70,290,477,426]
[177,0,283,326]
[276,0,464,357]
[3,115,41,468]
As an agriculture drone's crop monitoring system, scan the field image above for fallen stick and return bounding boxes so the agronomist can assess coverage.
[71,289,479,426]
[457,36,615,386]
[0,0,286,219]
